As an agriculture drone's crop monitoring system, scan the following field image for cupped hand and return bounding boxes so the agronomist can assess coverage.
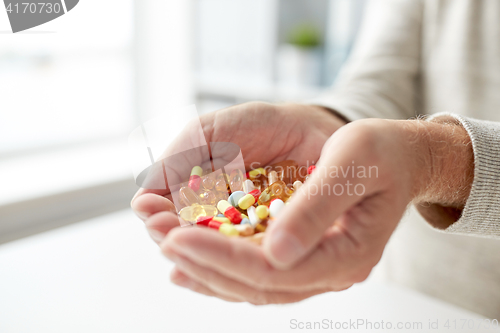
[132,102,346,241]
[159,119,454,304]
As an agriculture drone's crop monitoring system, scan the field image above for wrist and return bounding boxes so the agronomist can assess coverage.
[411,118,474,210]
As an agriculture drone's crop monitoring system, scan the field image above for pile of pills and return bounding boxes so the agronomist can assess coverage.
[177,160,315,245]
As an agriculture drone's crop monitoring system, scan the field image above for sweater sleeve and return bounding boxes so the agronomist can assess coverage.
[309,0,423,121]
[419,113,500,238]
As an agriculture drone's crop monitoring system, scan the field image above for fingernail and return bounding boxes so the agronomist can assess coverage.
[173,275,196,289]
[148,229,166,242]
[268,229,305,268]
[135,210,150,220]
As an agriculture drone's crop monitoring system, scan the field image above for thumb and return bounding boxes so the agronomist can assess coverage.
[263,151,369,270]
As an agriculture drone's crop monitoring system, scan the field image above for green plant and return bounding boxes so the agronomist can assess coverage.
[287,23,322,48]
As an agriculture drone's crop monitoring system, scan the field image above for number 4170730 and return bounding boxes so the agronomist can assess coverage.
[6,3,62,14]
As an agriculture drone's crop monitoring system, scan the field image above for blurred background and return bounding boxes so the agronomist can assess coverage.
[0,0,366,243]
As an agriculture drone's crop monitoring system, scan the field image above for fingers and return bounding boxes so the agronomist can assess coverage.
[167,249,330,305]
[262,124,386,270]
[161,227,353,292]
[263,159,365,269]
[144,211,181,243]
[170,267,242,302]
[132,193,177,221]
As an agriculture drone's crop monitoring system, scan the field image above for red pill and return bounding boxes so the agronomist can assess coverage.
[224,206,242,224]
[188,175,201,192]
[188,166,203,192]
[249,189,261,202]
[208,220,223,230]
[307,165,316,174]
[196,216,213,226]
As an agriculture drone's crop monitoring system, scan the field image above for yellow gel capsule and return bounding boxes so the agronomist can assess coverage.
[213,217,231,224]
[202,173,216,190]
[199,190,217,206]
[179,204,218,223]
[255,205,269,220]
[179,186,201,206]
[248,169,260,179]
[217,200,232,213]
[293,180,303,191]
[215,173,230,192]
[191,166,203,177]
[267,170,279,185]
[248,167,266,179]
[229,169,244,192]
[238,194,256,210]
[255,224,267,233]
[219,224,239,237]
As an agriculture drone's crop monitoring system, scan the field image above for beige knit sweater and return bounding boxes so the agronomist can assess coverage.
[312,0,500,318]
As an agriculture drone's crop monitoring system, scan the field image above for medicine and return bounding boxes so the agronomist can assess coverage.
[267,170,278,185]
[199,190,217,206]
[196,216,213,226]
[248,189,261,202]
[189,166,203,192]
[242,179,255,194]
[212,216,231,224]
[202,173,216,190]
[255,224,267,233]
[179,186,200,206]
[247,206,261,226]
[219,224,239,237]
[228,191,245,207]
[179,204,218,223]
[258,180,292,206]
[293,180,303,191]
[208,220,223,230]
[215,173,230,192]
[217,200,242,224]
[269,199,285,217]
[248,167,266,179]
[255,205,269,220]
[238,194,256,210]
[234,224,254,236]
[229,169,244,192]
[174,160,299,243]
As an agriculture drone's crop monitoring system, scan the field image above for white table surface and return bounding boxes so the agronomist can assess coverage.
[1,209,497,333]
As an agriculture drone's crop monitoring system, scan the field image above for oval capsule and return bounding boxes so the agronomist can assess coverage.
[217,200,232,213]
[229,169,244,192]
[238,194,256,210]
[208,220,223,230]
[269,199,285,218]
[179,204,217,222]
[219,224,239,237]
[255,205,269,220]
[188,166,203,192]
[267,170,279,185]
[217,199,242,224]
[242,179,255,194]
[179,186,201,206]
[212,216,231,224]
[247,206,261,226]
[228,191,246,207]
[293,180,303,191]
